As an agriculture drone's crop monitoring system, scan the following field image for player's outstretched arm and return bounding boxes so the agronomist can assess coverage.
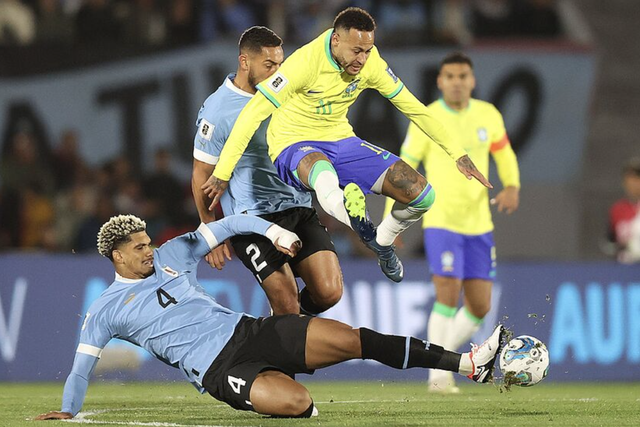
[201,215,302,258]
[36,352,99,420]
[389,88,492,188]
[211,93,277,183]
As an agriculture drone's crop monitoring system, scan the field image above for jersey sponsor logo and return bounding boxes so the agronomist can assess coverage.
[441,251,454,272]
[198,118,214,142]
[267,72,288,93]
[477,127,488,142]
[343,78,361,98]
[386,66,398,83]
[162,265,179,278]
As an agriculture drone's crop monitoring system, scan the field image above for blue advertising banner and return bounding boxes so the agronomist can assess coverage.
[1,255,638,383]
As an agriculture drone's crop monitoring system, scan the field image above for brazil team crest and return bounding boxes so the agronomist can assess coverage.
[477,127,488,142]
[441,251,455,272]
[343,78,361,98]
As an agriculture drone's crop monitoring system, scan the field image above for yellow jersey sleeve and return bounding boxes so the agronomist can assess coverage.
[388,86,467,161]
[400,122,431,169]
[366,48,465,161]
[365,47,405,99]
[212,93,276,180]
[255,46,318,108]
[212,45,318,181]
[488,107,520,188]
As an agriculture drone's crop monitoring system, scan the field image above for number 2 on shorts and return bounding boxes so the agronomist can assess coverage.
[246,243,267,272]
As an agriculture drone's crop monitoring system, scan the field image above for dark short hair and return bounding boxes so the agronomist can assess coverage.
[238,26,282,55]
[440,52,474,71]
[333,7,376,32]
[624,157,640,177]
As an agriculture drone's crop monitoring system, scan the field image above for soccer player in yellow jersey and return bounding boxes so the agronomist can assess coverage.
[202,7,491,283]
[393,52,520,392]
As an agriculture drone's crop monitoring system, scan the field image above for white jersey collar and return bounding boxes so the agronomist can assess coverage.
[115,272,144,284]
[225,75,254,98]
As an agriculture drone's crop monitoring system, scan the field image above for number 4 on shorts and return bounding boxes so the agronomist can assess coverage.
[228,375,246,394]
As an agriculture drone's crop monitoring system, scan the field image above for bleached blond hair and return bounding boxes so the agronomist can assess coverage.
[97,214,147,260]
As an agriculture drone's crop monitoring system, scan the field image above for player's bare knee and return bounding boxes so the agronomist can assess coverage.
[316,288,342,311]
[386,160,428,203]
[297,152,330,187]
[285,388,312,415]
[468,302,490,319]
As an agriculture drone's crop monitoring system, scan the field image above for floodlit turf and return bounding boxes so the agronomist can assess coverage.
[3,381,640,426]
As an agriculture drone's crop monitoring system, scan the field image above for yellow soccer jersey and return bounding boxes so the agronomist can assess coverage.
[213,29,465,181]
[401,98,520,234]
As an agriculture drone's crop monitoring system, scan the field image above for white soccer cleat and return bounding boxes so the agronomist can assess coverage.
[467,324,506,383]
[311,405,319,417]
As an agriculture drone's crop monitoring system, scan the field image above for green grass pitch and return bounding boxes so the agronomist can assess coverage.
[3,381,639,426]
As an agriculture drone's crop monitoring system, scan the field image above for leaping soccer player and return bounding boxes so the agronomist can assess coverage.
[202,7,491,283]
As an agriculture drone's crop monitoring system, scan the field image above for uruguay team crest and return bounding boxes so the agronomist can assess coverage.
[477,127,488,142]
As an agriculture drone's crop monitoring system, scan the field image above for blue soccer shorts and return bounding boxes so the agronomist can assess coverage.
[274,136,399,194]
[424,228,496,281]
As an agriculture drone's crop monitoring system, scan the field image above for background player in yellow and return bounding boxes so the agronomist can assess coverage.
[202,7,491,284]
[389,52,520,392]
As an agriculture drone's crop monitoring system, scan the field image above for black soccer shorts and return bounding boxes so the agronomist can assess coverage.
[202,314,314,411]
[230,207,335,283]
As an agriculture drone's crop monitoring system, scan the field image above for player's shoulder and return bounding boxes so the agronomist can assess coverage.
[425,99,440,110]
[83,285,122,319]
[199,77,251,123]
[471,98,503,117]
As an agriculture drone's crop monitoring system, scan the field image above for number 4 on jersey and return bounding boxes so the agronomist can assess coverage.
[156,288,178,308]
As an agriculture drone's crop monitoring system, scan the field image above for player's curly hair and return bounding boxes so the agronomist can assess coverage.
[239,26,282,55]
[333,7,376,32]
[97,215,147,260]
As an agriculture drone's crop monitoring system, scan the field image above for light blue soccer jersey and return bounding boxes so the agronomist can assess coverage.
[193,74,312,215]
[61,216,274,415]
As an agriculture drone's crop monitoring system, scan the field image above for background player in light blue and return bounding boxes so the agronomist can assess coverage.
[192,26,343,316]
[36,214,505,420]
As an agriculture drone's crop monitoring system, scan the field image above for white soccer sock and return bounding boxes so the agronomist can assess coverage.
[376,202,423,246]
[311,170,352,228]
[428,302,456,385]
[449,306,484,352]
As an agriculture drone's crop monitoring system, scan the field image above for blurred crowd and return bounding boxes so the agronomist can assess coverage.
[0,0,568,48]
[0,0,577,256]
[0,124,198,253]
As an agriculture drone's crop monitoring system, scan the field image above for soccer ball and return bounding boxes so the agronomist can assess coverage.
[499,335,549,387]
